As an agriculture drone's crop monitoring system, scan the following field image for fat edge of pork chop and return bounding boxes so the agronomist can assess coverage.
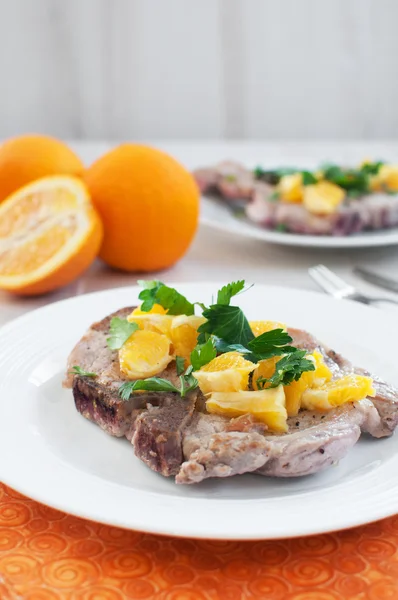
[65,307,142,437]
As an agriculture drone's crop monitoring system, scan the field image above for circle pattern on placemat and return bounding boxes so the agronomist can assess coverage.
[0,484,398,599]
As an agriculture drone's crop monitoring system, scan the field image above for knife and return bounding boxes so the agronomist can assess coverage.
[354,267,398,294]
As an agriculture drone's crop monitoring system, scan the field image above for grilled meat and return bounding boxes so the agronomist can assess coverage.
[65,309,398,484]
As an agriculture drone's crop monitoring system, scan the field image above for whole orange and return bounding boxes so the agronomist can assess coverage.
[84,144,199,272]
[0,134,84,203]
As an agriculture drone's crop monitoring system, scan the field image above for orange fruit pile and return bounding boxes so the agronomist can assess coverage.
[0,136,199,295]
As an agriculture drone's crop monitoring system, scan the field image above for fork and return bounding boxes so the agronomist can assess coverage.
[308,264,398,306]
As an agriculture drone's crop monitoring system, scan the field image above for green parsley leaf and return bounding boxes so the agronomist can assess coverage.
[175,356,186,376]
[118,368,199,400]
[138,280,194,315]
[216,329,300,362]
[301,171,317,185]
[195,302,207,312]
[275,167,300,177]
[322,164,369,193]
[179,371,199,397]
[190,338,217,371]
[253,166,266,179]
[257,351,315,389]
[253,167,279,185]
[69,366,97,377]
[106,318,138,350]
[119,377,180,400]
[198,305,255,347]
[213,337,253,356]
[156,286,195,315]
[217,280,246,305]
[138,280,160,290]
[137,280,163,312]
[360,161,384,176]
[247,329,293,359]
[275,223,287,232]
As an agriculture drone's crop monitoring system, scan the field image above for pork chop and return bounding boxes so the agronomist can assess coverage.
[65,308,398,484]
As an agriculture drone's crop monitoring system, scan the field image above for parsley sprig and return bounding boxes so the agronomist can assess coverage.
[118,365,198,400]
[190,338,217,371]
[138,280,195,315]
[216,280,246,305]
[70,366,97,377]
[117,279,315,398]
[254,160,390,198]
[256,351,315,389]
[107,317,138,350]
[247,329,297,360]
[198,304,254,347]
[175,356,186,376]
[193,283,316,386]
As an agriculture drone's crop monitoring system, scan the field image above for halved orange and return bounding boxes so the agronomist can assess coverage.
[0,175,103,295]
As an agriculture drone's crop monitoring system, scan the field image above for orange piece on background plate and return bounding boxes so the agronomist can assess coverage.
[0,175,102,295]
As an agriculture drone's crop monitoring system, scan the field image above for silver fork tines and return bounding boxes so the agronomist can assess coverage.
[308,264,398,306]
[308,265,356,299]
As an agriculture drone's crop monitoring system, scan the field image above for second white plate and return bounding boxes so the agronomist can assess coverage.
[201,195,398,248]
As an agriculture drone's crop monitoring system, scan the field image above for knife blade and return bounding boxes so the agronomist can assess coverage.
[354,267,398,294]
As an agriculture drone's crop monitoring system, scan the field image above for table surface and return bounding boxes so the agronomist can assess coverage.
[2,141,398,599]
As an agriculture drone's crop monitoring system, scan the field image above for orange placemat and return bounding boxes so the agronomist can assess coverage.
[1,483,397,600]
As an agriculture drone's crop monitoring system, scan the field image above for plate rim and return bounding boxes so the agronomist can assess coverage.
[1,282,397,540]
[200,195,398,248]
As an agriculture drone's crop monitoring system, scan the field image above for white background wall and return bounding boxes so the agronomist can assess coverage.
[0,0,397,140]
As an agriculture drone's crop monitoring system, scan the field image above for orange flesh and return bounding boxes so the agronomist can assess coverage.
[0,188,78,237]
[0,218,78,275]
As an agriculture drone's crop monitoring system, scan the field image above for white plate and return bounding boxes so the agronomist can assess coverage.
[201,195,398,248]
[0,283,397,540]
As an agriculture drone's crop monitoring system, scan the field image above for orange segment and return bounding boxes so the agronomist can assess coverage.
[252,357,280,390]
[250,321,286,337]
[131,304,168,316]
[119,329,173,379]
[169,315,206,365]
[301,374,375,411]
[284,351,333,416]
[194,352,258,394]
[0,176,102,295]
[206,387,288,432]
